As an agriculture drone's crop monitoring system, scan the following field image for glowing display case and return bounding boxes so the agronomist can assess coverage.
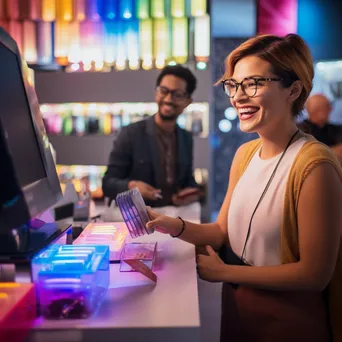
[32,244,110,319]
[73,222,128,261]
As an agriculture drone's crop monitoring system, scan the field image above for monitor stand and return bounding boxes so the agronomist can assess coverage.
[0,214,71,282]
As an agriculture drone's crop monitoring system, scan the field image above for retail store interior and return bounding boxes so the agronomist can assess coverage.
[1,0,342,341]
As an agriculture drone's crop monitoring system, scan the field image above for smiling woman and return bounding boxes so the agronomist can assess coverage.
[219,34,313,117]
[145,34,342,342]
[215,34,342,341]
[216,35,313,149]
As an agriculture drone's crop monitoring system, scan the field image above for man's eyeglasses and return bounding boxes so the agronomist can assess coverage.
[221,77,283,98]
[156,86,189,102]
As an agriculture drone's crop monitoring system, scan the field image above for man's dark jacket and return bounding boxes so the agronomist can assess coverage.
[102,115,197,206]
[297,119,342,147]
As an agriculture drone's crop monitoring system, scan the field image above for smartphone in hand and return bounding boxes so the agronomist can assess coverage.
[177,188,200,199]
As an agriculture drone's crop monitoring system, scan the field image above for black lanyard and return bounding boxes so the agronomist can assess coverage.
[240,129,300,264]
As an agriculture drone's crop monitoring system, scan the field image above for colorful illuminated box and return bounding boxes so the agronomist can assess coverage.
[32,244,109,319]
[73,222,128,261]
[0,283,36,342]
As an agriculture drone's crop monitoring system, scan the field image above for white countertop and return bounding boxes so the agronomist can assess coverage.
[27,204,201,342]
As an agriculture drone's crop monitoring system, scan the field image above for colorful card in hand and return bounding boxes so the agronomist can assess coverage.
[116,188,154,238]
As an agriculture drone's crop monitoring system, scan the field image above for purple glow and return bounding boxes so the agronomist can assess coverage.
[86,0,101,20]
[257,0,298,36]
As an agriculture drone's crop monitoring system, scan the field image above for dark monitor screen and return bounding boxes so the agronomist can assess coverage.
[0,43,46,187]
[0,27,66,259]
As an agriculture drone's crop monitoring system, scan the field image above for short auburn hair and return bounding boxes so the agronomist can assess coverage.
[218,34,314,117]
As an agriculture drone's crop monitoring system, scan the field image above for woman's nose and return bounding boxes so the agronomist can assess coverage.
[233,85,248,101]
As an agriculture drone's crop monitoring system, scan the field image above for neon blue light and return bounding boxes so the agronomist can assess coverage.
[123,11,132,19]
[3,195,20,208]
[120,0,134,20]
[125,19,140,56]
[99,0,117,20]
[104,21,119,36]
[33,244,110,275]
[125,19,139,36]
[104,21,119,63]
[116,21,128,60]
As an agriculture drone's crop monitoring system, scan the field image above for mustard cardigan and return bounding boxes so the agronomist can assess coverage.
[236,135,342,341]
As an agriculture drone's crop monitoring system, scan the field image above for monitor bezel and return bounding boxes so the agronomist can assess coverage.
[0,27,62,231]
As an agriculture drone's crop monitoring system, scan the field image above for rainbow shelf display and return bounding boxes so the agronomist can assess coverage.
[40,102,209,137]
[0,0,210,71]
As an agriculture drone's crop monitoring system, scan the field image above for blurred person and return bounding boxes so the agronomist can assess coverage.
[102,65,200,207]
[298,93,342,162]
[146,34,342,342]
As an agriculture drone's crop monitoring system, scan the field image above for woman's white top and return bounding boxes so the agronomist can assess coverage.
[227,137,307,266]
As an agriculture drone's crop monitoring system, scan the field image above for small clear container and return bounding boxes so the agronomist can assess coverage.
[120,242,157,272]
[32,244,109,319]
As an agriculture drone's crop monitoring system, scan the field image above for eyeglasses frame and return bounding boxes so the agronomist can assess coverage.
[221,77,283,98]
[156,85,190,102]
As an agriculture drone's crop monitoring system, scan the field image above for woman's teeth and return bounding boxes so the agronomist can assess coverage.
[238,107,259,120]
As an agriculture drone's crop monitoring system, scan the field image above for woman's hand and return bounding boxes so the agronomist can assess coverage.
[196,245,227,282]
[146,208,183,236]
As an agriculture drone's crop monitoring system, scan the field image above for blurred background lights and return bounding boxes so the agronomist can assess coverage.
[218,119,232,133]
[196,61,207,70]
[224,107,238,120]
[71,63,80,71]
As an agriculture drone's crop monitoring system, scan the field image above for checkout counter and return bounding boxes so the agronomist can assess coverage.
[0,27,220,342]
[27,203,202,342]
[0,70,220,342]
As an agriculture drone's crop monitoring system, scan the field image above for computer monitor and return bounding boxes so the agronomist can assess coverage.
[0,27,69,263]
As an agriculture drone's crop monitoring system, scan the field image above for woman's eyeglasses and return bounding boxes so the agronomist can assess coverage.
[221,77,283,98]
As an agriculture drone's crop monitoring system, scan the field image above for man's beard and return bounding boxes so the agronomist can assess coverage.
[158,111,178,121]
[158,102,178,121]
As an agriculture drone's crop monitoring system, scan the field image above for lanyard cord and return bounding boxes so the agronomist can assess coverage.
[240,129,300,264]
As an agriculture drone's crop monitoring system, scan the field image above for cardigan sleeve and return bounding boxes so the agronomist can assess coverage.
[282,138,342,342]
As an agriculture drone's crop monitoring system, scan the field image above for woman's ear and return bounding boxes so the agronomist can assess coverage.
[288,80,303,103]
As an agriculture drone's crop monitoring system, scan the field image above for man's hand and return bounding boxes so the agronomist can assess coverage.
[128,180,161,201]
[172,187,200,206]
